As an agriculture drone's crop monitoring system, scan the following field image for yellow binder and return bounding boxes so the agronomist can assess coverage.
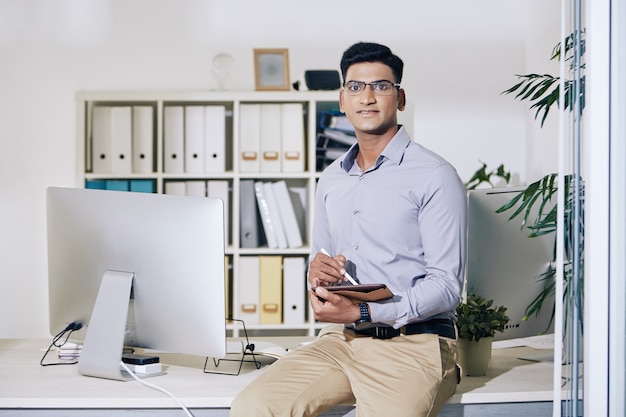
[259,255,283,324]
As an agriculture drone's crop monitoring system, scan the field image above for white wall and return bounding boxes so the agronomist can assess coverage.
[0,0,560,338]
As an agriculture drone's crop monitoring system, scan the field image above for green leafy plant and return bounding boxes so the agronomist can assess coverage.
[456,293,510,342]
[465,162,511,190]
[501,30,586,126]
[496,173,584,330]
[497,30,586,331]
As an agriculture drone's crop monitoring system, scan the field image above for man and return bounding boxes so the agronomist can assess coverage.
[230,42,467,417]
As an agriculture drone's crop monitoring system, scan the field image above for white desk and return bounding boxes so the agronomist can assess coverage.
[0,339,561,417]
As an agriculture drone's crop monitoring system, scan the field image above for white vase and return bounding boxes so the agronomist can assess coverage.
[457,336,493,376]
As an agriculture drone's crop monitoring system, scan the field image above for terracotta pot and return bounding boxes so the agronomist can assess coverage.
[457,336,493,376]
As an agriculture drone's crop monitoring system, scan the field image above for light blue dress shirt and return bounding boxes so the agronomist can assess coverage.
[311,126,467,328]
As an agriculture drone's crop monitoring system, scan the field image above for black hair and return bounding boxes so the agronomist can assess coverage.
[340,42,404,84]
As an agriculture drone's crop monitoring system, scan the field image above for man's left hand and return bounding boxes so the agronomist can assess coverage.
[309,286,361,323]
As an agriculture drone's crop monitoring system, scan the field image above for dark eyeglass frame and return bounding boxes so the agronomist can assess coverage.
[343,80,401,95]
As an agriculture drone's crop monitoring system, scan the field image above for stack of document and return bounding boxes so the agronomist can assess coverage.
[316,111,356,171]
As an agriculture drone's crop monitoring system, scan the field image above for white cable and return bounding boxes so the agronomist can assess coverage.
[119,361,194,417]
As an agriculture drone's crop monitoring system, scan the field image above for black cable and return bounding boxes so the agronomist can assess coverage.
[40,322,83,366]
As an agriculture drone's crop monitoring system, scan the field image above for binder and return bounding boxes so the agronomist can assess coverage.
[254,181,278,249]
[163,106,185,173]
[204,106,226,172]
[185,180,206,197]
[272,181,303,248]
[164,181,186,195]
[240,180,263,248]
[208,180,230,247]
[283,257,306,325]
[85,180,106,189]
[111,106,132,174]
[92,106,112,173]
[184,106,205,173]
[132,106,153,173]
[129,179,155,193]
[262,182,288,249]
[259,255,283,325]
[289,185,308,241]
[260,104,282,173]
[239,104,261,172]
[105,180,129,191]
[237,256,260,324]
[280,103,305,173]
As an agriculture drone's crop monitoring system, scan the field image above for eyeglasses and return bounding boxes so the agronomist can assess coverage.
[343,80,400,96]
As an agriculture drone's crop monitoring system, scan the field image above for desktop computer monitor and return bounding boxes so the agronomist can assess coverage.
[46,187,226,380]
[466,186,555,341]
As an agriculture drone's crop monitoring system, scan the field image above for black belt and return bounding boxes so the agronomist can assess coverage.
[353,319,456,340]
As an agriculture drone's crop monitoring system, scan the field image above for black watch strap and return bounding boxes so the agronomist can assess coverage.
[355,302,371,329]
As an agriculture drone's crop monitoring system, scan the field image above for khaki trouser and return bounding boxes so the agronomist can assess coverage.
[230,324,458,417]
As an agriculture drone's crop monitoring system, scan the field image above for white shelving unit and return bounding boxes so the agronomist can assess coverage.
[75,90,342,337]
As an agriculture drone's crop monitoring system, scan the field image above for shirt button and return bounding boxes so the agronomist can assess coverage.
[353,246,358,251]
[353,210,359,215]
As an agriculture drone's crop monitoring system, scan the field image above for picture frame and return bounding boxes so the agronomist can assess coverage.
[253,48,290,91]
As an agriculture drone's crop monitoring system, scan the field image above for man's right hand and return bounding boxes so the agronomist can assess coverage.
[308,250,350,287]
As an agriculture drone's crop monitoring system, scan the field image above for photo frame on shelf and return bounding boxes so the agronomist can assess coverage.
[254,48,290,91]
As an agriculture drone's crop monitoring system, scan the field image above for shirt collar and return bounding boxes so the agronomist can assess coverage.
[340,125,411,173]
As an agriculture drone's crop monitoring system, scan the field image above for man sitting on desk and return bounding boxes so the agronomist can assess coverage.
[230,41,467,417]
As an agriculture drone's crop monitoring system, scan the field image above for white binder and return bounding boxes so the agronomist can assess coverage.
[110,106,132,174]
[280,103,305,173]
[164,181,186,196]
[254,181,278,249]
[208,180,230,247]
[263,182,288,249]
[288,185,308,241]
[163,106,185,173]
[237,256,260,325]
[92,106,112,173]
[272,181,303,248]
[283,257,306,325]
[185,180,206,197]
[184,105,205,173]
[260,104,282,173]
[239,104,261,173]
[204,106,226,172]
[132,106,153,174]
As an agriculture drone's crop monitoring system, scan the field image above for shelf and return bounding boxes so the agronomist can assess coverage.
[77,90,343,337]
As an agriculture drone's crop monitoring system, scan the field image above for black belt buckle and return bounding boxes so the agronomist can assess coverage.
[374,326,400,339]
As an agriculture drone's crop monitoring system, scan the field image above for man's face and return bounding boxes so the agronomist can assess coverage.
[339,62,405,136]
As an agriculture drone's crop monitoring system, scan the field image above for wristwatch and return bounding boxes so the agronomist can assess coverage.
[355,302,371,330]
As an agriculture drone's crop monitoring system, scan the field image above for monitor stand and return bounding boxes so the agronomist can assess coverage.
[77,270,162,381]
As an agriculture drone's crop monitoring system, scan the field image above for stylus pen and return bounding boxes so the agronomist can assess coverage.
[320,248,358,285]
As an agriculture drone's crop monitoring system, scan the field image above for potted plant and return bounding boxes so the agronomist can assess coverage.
[455,293,510,376]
